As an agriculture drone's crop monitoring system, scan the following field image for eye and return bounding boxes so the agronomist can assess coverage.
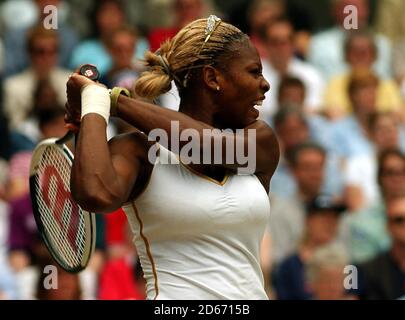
[249,67,262,77]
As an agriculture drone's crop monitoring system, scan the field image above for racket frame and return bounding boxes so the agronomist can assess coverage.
[29,131,96,273]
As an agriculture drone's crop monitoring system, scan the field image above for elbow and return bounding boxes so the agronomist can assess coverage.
[71,179,123,214]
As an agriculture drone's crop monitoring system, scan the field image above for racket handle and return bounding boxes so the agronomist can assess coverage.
[60,65,100,144]
[57,131,74,145]
[79,64,100,81]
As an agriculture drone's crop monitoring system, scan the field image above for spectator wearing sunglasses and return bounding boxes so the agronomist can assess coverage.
[340,149,405,264]
[357,196,405,300]
[2,25,71,134]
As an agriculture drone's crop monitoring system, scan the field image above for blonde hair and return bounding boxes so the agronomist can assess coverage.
[134,17,248,100]
[305,243,349,284]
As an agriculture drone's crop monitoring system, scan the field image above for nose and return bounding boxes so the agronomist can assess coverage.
[261,77,270,94]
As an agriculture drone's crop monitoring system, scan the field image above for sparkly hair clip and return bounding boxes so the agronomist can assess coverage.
[183,15,222,88]
[204,15,222,42]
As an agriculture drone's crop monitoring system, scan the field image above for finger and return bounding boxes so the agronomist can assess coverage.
[65,105,80,121]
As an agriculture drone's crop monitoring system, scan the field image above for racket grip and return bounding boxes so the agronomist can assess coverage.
[61,66,99,144]
[57,131,74,145]
[79,64,100,81]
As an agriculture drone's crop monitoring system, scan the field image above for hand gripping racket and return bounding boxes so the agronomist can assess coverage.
[29,65,100,273]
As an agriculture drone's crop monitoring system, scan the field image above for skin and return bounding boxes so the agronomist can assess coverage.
[174,0,204,28]
[264,21,294,74]
[305,211,340,246]
[371,114,399,152]
[292,149,325,202]
[346,36,376,69]
[108,31,136,70]
[380,155,405,200]
[350,84,378,128]
[29,37,58,79]
[97,1,125,41]
[278,85,305,107]
[65,41,279,213]
[275,114,309,152]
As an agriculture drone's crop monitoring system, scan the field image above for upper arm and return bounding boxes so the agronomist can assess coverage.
[254,120,280,177]
[250,121,280,193]
[108,131,152,205]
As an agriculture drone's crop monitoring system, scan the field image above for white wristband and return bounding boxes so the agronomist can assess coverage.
[81,84,111,124]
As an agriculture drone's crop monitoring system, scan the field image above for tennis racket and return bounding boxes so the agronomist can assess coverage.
[29,64,99,273]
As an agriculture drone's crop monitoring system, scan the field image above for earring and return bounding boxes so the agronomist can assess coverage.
[216,86,220,91]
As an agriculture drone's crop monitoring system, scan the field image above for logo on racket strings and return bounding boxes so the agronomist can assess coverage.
[41,166,80,253]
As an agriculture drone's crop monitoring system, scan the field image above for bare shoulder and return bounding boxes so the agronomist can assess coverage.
[108,130,152,162]
[251,120,280,193]
[108,131,155,200]
[251,120,280,168]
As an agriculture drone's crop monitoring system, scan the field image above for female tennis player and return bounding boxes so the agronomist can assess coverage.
[65,16,279,300]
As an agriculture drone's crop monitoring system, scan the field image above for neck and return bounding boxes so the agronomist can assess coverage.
[178,89,224,128]
[33,67,52,80]
[298,189,317,203]
[179,98,215,127]
[299,238,319,262]
[354,112,370,130]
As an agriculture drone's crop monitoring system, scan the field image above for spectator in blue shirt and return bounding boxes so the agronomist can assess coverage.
[273,194,347,300]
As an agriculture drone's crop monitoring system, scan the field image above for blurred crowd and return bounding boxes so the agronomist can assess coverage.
[0,0,405,300]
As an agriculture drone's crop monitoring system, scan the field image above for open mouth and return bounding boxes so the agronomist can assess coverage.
[253,100,263,112]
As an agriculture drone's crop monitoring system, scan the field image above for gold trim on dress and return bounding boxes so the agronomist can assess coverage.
[177,155,230,186]
[131,203,159,300]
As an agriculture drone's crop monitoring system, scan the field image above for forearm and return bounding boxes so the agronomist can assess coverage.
[115,95,261,172]
[116,95,210,136]
[71,114,124,213]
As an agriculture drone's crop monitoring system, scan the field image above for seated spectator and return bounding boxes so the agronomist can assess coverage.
[269,142,343,267]
[148,0,208,52]
[357,196,405,299]
[324,31,402,120]
[246,0,286,59]
[306,243,353,300]
[271,107,343,198]
[260,18,325,119]
[340,149,405,264]
[275,76,332,150]
[3,26,71,131]
[70,0,148,77]
[14,79,60,146]
[151,0,215,110]
[329,69,381,158]
[308,0,392,80]
[344,113,405,211]
[273,195,347,300]
[2,0,78,77]
[100,26,143,90]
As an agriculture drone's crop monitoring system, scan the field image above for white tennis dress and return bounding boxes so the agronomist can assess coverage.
[122,145,270,300]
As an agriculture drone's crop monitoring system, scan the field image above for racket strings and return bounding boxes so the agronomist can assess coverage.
[33,146,87,268]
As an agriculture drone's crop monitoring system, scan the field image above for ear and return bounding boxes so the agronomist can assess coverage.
[202,65,222,92]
